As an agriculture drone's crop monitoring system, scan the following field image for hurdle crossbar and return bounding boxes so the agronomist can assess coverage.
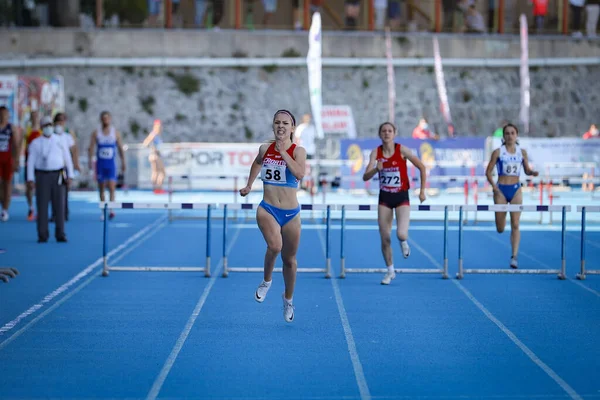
[576,206,600,280]
[456,204,570,280]
[167,175,241,222]
[221,203,332,278]
[100,202,214,277]
[339,204,450,278]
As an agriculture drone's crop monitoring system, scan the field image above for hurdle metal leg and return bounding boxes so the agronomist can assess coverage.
[339,204,450,278]
[222,203,331,278]
[340,205,346,278]
[101,202,213,277]
[222,204,229,277]
[576,206,600,280]
[457,206,464,279]
[577,206,587,280]
[102,203,109,277]
[456,205,569,279]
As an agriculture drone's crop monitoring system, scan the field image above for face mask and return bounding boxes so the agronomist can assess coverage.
[42,126,53,136]
[54,125,64,134]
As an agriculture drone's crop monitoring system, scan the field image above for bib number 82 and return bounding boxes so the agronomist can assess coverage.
[505,164,519,174]
[265,169,282,181]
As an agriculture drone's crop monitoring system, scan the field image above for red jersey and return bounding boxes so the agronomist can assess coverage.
[261,142,299,188]
[377,143,409,193]
[532,0,548,16]
[0,123,14,163]
[25,129,41,162]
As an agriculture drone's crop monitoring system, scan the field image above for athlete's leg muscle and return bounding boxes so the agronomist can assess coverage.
[378,205,394,266]
[281,215,301,300]
[256,206,282,282]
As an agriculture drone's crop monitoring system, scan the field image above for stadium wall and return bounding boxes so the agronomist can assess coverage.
[0,63,597,146]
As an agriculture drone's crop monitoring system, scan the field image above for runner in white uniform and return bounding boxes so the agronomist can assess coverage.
[485,123,539,269]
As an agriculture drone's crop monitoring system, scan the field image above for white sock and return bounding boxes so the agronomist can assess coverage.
[284,295,293,304]
[263,279,272,286]
[387,264,394,273]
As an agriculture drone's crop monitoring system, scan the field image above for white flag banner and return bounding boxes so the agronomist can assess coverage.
[307,12,324,139]
[433,36,454,137]
[519,14,530,135]
[385,27,396,123]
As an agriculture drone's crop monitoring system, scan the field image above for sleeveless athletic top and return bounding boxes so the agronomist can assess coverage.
[261,142,299,189]
[96,126,117,167]
[377,143,410,193]
[25,129,41,161]
[496,144,523,177]
[0,123,13,162]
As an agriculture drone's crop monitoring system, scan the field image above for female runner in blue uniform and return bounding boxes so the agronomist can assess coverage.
[240,110,306,323]
[485,123,539,269]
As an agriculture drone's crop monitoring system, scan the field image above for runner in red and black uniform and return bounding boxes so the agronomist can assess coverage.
[0,106,20,222]
[362,122,428,285]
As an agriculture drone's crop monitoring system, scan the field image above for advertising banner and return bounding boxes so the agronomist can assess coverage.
[321,105,357,138]
[17,75,65,129]
[488,137,600,177]
[0,75,18,126]
[133,143,262,190]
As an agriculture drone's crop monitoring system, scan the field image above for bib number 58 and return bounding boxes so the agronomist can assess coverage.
[265,169,282,181]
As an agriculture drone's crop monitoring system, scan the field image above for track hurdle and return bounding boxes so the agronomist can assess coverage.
[221,203,332,278]
[167,174,241,222]
[339,204,450,279]
[100,202,214,277]
[456,204,570,280]
[576,206,600,280]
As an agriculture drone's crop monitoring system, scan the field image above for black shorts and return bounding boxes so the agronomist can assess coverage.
[378,190,410,209]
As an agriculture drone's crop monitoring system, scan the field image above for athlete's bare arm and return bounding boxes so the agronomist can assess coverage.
[88,131,97,170]
[486,149,500,191]
[69,130,81,171]
[362,149,380,182]
[115,131,126,172]
[400,146,427,202]
[521,149,538,176]
[280,145,306,180]
[241,143,269,195]
[11,127,20,171]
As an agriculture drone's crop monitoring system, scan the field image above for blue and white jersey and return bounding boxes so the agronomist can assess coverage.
[96,126,117,168]
[496,144,523,177]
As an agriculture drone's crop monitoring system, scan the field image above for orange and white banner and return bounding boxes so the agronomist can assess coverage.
[519,14,530,135]
[307,12,324,139]
[433,37,454,137]
[385,27,396,123]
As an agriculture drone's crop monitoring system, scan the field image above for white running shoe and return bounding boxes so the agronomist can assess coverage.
[254,280,271,303]
[282,294,294,323]
[510,257,518,269]
[1,211,9,222]
[381,270,396,285]
[401,241,410,258]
